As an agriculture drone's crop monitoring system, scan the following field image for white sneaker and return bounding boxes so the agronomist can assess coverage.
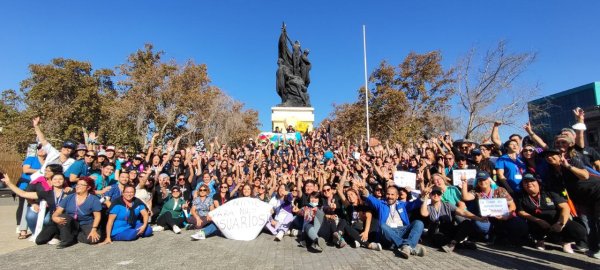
[48,238,60,245]
[290,229,299,237]
[275,231,284,241]
[190,230,206,240]
[152,225,164,232]
[172,225,181,234]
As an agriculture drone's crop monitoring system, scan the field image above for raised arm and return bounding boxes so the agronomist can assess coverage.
[573,108,585,148]
[1,175,39,200]
[32,117,48,146]
[491,121,502,149]
[523,122,548,150]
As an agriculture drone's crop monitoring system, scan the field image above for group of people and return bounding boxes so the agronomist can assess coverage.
[2,108,599,261]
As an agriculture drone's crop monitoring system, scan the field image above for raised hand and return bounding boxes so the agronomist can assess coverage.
[32,116,41,127]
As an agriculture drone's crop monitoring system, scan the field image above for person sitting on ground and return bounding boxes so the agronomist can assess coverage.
[153,185,187,234]
[51,177,103,248]
[336,176,382,251]
[461,171,528,245]
[292,192,326,253]
[517,173,587,253]
[420,186,487,253]
[361,182,427,259]
[266,183,295,241]
[102,185,152,243]
[2,173,70,245]
[212,182,231,209]
[24,164,64,239]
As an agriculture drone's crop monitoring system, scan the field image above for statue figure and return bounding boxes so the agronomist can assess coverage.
[276,23,312,107]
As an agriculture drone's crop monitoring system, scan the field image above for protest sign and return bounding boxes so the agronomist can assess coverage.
[452,169,477,186]
[478,198,509,217]
[393,171,416,190]
[209,197,272,241]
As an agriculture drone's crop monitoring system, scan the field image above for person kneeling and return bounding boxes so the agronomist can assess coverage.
[51,177,103,249]
[101,185,152,244]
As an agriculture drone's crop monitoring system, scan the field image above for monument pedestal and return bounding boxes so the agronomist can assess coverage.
[271,107,314,133]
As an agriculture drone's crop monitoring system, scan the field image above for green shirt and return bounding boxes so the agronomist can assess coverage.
[158,196,186,218]
[442,186,462,206]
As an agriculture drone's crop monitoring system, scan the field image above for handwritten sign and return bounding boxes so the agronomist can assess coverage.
[209,197,272,241]
[478,198,509,217]
[452,169,477,186]
[393,171,416,190]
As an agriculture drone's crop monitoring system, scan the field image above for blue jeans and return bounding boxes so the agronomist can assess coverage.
[25,207,50,233]
[201,223,219,237]
[380,220,424,249]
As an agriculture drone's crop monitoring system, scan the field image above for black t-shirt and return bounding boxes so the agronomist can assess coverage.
[212,192,230,206]
[35,189,71,212]
[322,194,344,217]
[517,191,565,223]
[541,157,600,204]
[574,145,600,168]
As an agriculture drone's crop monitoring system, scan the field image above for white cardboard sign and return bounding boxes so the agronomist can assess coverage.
[393,171,416,190]
[452,169,477,186]
[478,198,509,217]
[208,197,272,241]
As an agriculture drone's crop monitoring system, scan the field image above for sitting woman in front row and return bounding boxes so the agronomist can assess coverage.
[51,176,103,248]
[102,185,152,244]
[517,173,587,253]
[420,186,488,253]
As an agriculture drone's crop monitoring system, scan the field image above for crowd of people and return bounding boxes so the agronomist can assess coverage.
[2,108,599,261]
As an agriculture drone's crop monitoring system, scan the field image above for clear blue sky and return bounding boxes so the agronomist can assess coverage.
[1,1,599,138]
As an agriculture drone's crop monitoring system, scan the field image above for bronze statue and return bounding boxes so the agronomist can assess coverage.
[276,23,311,107]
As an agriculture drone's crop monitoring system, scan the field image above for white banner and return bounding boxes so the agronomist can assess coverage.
[393,171,416,190]
[208,197,272,241]
[452,169,477,186]
[478,198,509,217]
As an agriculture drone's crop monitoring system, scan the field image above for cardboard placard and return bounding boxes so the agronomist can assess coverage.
[478,198,509,217]
[452,169,477,186]
[393,171,416,190]
[209,197,272,241]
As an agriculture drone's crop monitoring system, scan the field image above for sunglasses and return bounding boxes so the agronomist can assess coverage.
[85,154,96,158]
[178,178,185,180]
[220,186,228,189]
[199,189,208,192]
[523,149,535,153]
[431,192,442,196]
[323,188,331,192]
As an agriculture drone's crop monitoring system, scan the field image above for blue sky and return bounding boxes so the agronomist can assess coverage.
[1,1,599,138]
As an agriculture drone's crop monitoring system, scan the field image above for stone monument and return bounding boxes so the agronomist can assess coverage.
[272,23,314,133]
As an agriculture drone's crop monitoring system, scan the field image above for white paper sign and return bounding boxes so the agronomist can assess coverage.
[208,197,272,241]
[452,169,477,186]
[393,171,416,190]
[478,198,509,217]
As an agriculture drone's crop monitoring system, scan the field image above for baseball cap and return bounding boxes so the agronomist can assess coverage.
[62,141,77,149]
[76,144,87,151]
[106,146,116,151]
[475,171,490,181]
[97,150,108,157]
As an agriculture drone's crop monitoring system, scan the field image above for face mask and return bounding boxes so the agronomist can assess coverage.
[118,158,126,163]
[309,202,318,208]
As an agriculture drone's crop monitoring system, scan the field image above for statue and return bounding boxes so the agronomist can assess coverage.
[276,23,311,107]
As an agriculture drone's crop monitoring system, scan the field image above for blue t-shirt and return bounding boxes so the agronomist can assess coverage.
[64,160,90,182]
[104,183,122,201]
[21,156,42,184]
[58,193,102,225]
[109,199,146,236]
[495,154,526,193]
[92,173,115,192]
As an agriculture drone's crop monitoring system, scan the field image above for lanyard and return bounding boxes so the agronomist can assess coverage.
[54,190,64,207]
[480,190,493,199]
[74,194,88,220]
[529,194,542,214]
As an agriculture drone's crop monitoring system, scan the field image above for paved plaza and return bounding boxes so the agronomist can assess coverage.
[0,198,598,270]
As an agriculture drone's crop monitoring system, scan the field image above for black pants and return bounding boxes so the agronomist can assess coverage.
[56,214,102,244]
[529,219,587,245]
[15,178,29,226]
[317,218,338,243]
[428,220,474,247]
[35,223,59,245]
[156,212,184,230]
[339,218,380,246]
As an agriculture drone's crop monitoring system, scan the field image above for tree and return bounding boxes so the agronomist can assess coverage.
[455,40,538,140]
[326,51,455,145]
[20,58,115,143]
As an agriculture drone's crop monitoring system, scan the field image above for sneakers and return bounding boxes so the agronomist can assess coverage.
[398,245,411,259]
[56,241,75,249]
[290,229,299,237]
[535,240,545,251]
[354,241,361,249]
[442,241,456,253]
[152,225,164,232]
[310,242,323,253]
[333,232,346,248]
[460,241,477,250]
[274,231,284,242]
[589,250,600,259]
[172,225,182,234]
[190,230,206,240]
[47,238,60,245]
[562,243,574,254]
[413,244,427,257]
[368,242,382,251]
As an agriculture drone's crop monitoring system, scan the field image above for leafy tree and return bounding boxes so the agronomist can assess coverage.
[327,51,455,145]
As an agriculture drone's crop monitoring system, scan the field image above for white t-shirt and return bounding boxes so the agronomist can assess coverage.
[30,143,75,180]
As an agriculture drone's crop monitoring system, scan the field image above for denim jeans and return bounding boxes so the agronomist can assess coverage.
[25,207,50,233]
[380,220,424,249]
[202,222,219,237]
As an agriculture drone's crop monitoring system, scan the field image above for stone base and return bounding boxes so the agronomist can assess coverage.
[271,107,314,133]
